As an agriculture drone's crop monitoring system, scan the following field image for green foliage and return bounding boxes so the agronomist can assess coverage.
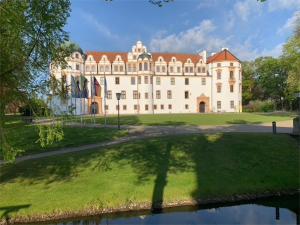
[243,100,275,112]
[0,0,71,161]
[36,124,64,148]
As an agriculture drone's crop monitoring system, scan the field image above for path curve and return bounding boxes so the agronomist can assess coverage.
[0,121,293,165]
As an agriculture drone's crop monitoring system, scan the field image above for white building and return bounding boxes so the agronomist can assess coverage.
[51,41,242,115]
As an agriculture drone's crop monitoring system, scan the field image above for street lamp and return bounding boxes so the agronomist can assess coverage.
[116,92,121,130]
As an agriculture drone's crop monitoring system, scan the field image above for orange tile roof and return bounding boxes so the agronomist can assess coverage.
[86,51,128,63]
[152,53,202,64]
[86,51,203,64]
[206,49,239,64]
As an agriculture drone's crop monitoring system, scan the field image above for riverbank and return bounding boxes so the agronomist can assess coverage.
[1,133,299,224]
[1,190,299,225]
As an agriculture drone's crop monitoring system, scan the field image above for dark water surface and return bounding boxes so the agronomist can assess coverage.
[43,195,299,225]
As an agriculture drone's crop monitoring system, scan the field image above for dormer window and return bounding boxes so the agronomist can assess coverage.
[159,58,163,62]
[76,64,80,70]
[172,57,176,62]
[230,62,234,67]
[144,62,148,71]
[187,59,191,63]
[139,63,142,71]
[217,63,221,67]
[75,53,79,59]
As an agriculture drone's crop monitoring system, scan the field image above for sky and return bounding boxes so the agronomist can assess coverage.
[65,0,300,61]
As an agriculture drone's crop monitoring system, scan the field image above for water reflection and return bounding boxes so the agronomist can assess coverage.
[46,195,299,225]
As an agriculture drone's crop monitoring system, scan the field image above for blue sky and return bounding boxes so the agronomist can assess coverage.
[65,0,300,61]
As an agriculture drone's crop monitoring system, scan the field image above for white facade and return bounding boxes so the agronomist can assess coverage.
[51,41,242,115]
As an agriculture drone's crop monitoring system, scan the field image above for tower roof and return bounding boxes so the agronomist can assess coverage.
[207,49,240,64]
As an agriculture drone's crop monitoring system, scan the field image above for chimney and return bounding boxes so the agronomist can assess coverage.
[199,50,207,63]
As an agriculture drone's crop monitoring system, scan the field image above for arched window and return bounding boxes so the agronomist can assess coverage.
[187,59,192,63]
[172,57,176,62]
[139,63,142,71]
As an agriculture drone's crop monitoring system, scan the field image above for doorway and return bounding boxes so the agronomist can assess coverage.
[91,102,98,114]
[199,102,205,113]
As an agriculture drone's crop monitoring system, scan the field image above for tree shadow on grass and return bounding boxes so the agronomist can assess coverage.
[226,120,262,125]
[0,204,31,220]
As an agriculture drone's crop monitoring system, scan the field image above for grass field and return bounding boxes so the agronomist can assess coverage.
[83,112,294,126]
[2,116,127,158]
[0,133,298,220]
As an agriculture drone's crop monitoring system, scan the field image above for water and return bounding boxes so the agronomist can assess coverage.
[45,195,299,225]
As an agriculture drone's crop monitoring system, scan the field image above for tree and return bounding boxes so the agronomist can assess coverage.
[0,0,72,161]
[282,16,300,110]
[241,61,256,105]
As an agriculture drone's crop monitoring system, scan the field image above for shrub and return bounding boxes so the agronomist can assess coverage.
[244,100,275,112]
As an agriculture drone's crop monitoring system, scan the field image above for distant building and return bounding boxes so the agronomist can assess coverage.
[50,41,242,115]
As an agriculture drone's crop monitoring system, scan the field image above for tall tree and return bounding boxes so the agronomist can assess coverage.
[0,0,71,161]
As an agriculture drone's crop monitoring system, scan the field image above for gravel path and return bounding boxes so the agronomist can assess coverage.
[0,120,293,165]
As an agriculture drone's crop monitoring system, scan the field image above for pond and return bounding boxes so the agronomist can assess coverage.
[44,195,299,225]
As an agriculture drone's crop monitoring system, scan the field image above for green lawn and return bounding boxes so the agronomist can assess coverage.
[83,112,294,126]
[2,116,127,158]
[0,133,298,220]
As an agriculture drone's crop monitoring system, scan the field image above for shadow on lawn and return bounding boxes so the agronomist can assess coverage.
[0,204,31,220]
[226,120,262,125]
[0,133,298,212]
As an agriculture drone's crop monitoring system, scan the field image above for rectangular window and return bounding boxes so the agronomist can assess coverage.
[121,90,126,99]
[123,105,127,110]
[201,78,206,85]
[217,85,222,93]
[189,66,193,73]
[107,90,112,99]
[76,64,80,70]
[171,77,175,85]
[167,90,172,99]
[230,62,234,67]
[132,64,136,72]
[120,65,123,72]
[145,104,149,111]
[185,104,189,109]
[144,76,148,84]
[154,104,157,110]
[138,76,141,84]
[217,101,221,109]
[156,77,161,85]
[202,67,206,73]
[170,66,173,73]
[177,66,181,73]
[230,85,234,93]
[100,66,104,72]
[156,90,161,99]
[105,65,110,72]
[114,65,118,72]
[161,104,164,110]
[185,78,189,85]
[131,77,135,85]
[145,92,149,99]
[105,105,108,110]
[185,91,189,99]
[217,63,221,67]
[230,100,234,109]
[230,71,234,80]
[162,66,165,73]
[197,67,201,73]
[185,67,189,73]
[217,70,221,79]
[115,77,120,85]
[134,104,138,110]
[133,90,138,99]
[168,104,172,110]
[156,66,160,73]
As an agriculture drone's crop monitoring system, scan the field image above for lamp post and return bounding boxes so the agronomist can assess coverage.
[116,92,121,130]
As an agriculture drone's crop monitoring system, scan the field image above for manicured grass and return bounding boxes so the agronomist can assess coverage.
[84,112,294,126]
[2,116,127,158]
[0,133,298,220]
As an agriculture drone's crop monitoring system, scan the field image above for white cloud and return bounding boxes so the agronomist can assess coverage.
[277,10,300,35]
[268,0,300,11]
[197,0,218,9]
[79,11,120,40]
[149,20,228,53]
[233,0,262,21]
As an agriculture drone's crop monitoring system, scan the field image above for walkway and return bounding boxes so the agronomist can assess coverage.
[0,120,293,165]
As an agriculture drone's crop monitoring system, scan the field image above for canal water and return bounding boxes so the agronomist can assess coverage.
[44,195,299,225]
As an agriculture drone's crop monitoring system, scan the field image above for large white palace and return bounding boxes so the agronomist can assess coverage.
[51,41,242,115]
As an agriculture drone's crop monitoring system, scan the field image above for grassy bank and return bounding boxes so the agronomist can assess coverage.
[83,112,294,126]
[2,116,127,157]
[0,133,298,221]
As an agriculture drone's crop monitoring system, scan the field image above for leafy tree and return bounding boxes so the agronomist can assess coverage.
[0,0,71,161]
[282,16,300,110]
[241,61,256,105]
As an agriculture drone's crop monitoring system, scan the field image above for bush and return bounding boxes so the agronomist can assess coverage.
[243,100,275,112]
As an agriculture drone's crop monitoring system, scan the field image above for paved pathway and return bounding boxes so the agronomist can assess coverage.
[0,120,293,165]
